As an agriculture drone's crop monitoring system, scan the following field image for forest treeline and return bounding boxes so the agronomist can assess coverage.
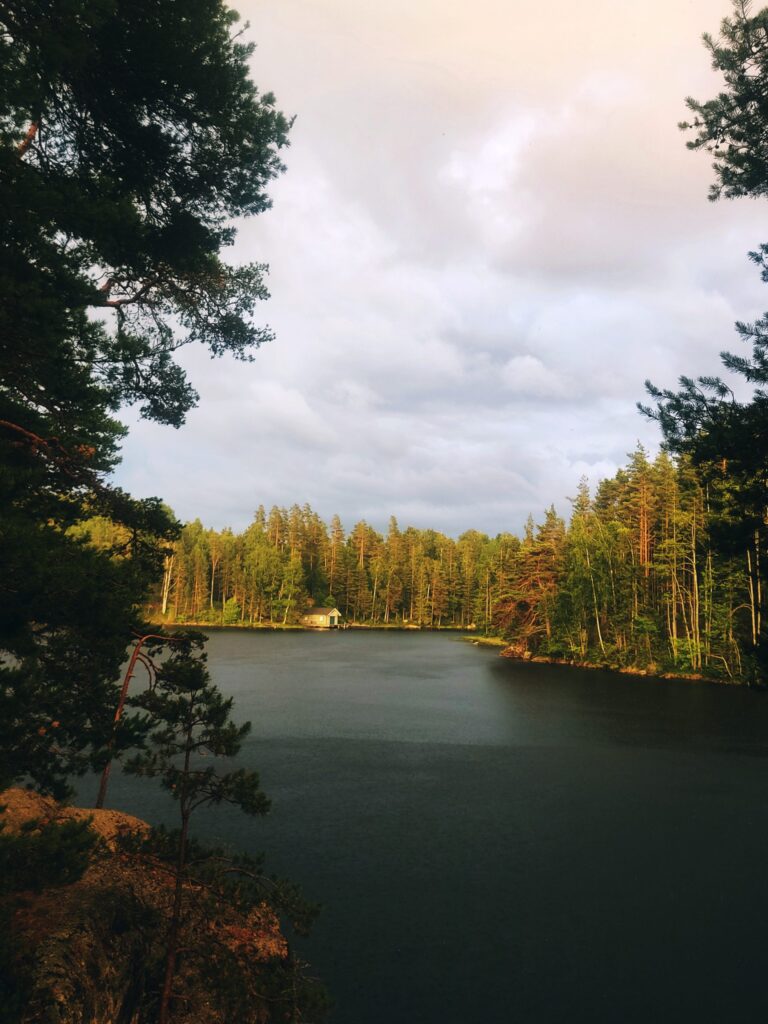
[81,444,759,682]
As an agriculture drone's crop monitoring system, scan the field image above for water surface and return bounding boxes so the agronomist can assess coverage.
[101,631,768,1023]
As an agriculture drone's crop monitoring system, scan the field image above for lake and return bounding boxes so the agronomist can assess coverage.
[97,630,768,1023]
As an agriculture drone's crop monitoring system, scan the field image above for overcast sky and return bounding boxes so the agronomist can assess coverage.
[114,0,767,537]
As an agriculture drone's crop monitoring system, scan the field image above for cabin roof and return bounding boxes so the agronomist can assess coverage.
[304,606,340,616]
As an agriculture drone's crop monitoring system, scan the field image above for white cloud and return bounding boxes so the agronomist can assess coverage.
[501,355,566,398]
[441,112,541,195]
[112,0,768,537]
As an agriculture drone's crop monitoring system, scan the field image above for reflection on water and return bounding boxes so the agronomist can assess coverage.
[94,631,768,1024]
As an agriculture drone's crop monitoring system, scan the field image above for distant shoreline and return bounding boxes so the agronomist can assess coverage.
[147,621,474,633]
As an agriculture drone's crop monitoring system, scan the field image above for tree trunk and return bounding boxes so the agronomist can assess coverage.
[158,810,188,1024]
[161,555,174,617]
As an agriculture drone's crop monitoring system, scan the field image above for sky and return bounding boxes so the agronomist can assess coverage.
[114,0,767,538]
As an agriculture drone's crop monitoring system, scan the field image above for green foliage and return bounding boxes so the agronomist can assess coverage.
[222,596,242,625]
[643,0,768,679]
[149,504,520,629]
[0,1,289,793]
[492,450,752,679]
[135,462,758,679]
[124,633,278,1022]
[125,633,270,819]
[0,815,97,895]
[0,5,325,1017]
[1,0,291,424]
[0,516,176,797]
[680,0,768,202]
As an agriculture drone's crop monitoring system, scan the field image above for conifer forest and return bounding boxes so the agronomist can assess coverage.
[84,440,763,683]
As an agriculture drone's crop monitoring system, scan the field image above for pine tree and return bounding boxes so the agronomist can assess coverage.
[0,0,290,791]
[125,634,271,1024]
[644,0,768,678]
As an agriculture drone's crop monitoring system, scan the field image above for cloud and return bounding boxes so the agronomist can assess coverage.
[112,0,768,538]
[501,355,566,399]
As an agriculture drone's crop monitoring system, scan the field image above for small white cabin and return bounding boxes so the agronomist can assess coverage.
[300,606,342,629]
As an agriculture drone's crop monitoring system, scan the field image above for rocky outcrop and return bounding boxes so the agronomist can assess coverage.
[13,871,156,1023]
[1,787,149,847]
[2,789,289,1024]
[3,789,158,1023]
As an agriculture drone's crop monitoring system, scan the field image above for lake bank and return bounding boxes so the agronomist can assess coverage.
[495,646,741,685]
[464,634,744,685]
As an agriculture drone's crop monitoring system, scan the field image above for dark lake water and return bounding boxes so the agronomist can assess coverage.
[94,630,768,1023]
